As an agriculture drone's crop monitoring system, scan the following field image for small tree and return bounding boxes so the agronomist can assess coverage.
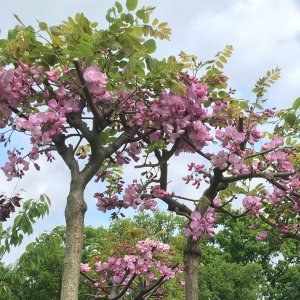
[0,1,299,299]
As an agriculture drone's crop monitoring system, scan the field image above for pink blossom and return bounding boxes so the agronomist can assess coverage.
[211,151,228,170]
[184,208,216,240]
[256,231,268,241]
[80,263,91,273]
[242,196,262,217]
[213,198,222,207]
[262,137,283,150]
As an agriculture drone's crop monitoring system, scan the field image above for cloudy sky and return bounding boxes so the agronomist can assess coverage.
[1,0,300,263]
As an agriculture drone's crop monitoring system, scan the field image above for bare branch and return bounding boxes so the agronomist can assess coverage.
[244,149,273,160]
[215,206,250,219]
[110,274,137,300]
[260,215,300,241]
[223,172,294,184]
[135,162,163,169]
[173,194,198,203]
[182,136,211,161]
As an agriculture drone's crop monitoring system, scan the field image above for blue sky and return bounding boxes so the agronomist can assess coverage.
[1,0,300,263]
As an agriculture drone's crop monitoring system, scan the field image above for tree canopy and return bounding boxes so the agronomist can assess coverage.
[0,0,299,299]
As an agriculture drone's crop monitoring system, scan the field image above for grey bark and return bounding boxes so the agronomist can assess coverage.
[184,237,201,300]
[60,179,86,300]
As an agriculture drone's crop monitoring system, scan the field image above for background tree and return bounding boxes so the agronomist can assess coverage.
[2,212,299,299]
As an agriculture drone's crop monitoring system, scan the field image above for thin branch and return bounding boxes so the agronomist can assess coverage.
[182,136,211,161]
[104,127,138,157]
[244,149,273,160]
[73,58,106,130]
[216,206,250,219]
[110,274,137,300]
[260,215,300,241]
[80,272,108,295]
[173,194,198,203]
[135,162,163,169]
[8,105,28,119]
[132,275,166,300]
[72,136,83,155]
[223,172,294,184]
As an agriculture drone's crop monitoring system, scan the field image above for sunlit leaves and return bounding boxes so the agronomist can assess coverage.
[144,39,156,54]
[0,195,51,258]
[126,0,138,11]
[292,97,300,110]
[252,67,280,100]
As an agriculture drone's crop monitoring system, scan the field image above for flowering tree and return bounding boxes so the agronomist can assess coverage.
[80,239,181,299]
[0,1,300,299]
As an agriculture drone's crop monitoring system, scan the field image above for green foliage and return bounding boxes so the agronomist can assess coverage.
[0,195,50,258]
[252,67,281,102]
[199,257,263,300]
[2,212,298,299]
[126,0,138,11]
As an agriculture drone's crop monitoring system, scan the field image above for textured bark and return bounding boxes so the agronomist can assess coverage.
[60,180,86,300]
[184,237,201,300]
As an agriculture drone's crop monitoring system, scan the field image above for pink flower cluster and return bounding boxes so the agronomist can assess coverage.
[81,239,180,288]
[215,126,245,150]
[184,208,216,240]
[242,196,262,217]
[16,111,67,145]
[265,188,285,205]
[182,163,205,189]
[131,83,212,154]
[1,149,29,181]
[95,183,157,213]
[0,62,43,128]
[136,239,171,258]
[83,66,111,103]
[267,151,294,172]
[256,231,268,241]
[262,137,283,150]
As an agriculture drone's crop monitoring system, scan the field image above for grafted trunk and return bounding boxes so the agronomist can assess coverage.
[184,237,201,300]
[60,180,86,300]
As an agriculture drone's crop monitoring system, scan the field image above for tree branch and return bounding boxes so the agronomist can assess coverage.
[182,136,211,161]
[260,215,300,241]
[110,274,137,300]
[52,134,80,179]
[73,58,106,130]
[223,172,294,184]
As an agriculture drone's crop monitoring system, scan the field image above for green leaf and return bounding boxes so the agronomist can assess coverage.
[76,43,94,58]
[144,39,156,54]
[38,21,48,31]
[136,9,144,20]
[216,61,223,69]
[13,14,25,26]
[125,13,134,25]
[284,111,296,126]
[145,140,167,154]
[219,56,227,63]
[115,1,123,13]
[152,18,159,26]
[252,103,263,110]
[126,0,138,11]
[158,22,168,29]
[292,97,300,110]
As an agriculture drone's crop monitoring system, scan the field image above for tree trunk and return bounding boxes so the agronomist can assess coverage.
[60,179,86,300]
[184,237,201,300]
